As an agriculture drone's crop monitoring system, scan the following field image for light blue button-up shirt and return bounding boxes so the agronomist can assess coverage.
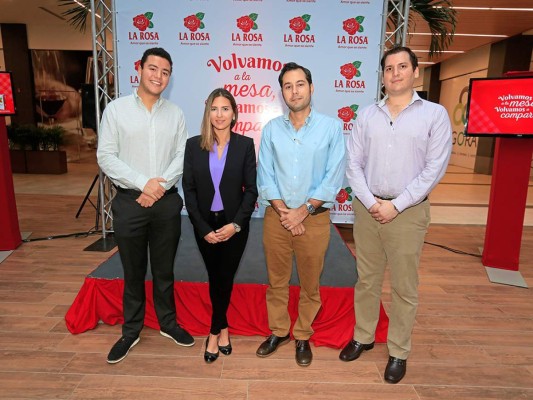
[257,109,346,209]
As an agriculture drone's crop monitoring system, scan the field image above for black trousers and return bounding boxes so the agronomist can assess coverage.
[112,189,183,338]
[194,211,248,335]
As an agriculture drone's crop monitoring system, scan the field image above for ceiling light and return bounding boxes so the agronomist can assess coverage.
[71,0,101,19]
[413,50,465,53]
[436,6,533,12]
[408,32,508,38]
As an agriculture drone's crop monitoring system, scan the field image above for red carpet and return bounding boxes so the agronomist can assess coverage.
[65,278,389,348]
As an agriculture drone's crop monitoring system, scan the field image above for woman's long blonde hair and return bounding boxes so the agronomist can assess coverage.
[199,88,238,151]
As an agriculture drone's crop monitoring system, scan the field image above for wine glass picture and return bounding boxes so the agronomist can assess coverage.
[37,91,67,124]
[33,50,68,125]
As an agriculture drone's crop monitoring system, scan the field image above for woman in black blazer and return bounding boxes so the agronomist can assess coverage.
[183,88,258,363]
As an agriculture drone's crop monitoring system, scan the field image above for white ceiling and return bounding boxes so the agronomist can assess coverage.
[407,0,533,65]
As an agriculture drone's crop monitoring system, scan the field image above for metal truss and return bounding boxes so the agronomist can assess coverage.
[90,0,117,238]
[377,0,411,100]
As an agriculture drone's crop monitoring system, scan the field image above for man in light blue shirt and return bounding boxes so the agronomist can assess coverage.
[256,62,345,367]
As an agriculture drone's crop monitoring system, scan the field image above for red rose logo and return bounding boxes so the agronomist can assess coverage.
[340,62,362,80]
[338,105,359,123]
[343,18,360,35]
[133,13,153,31]
[184,15,201,32]
[289,14,311,34]
[290,17,306,34]
[237,14,258,33]
[340,63,357,79]
[338,107,355,123]
[335,187,352,204]
[134,60,141,71]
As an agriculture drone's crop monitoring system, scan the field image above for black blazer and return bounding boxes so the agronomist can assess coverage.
[183,132,258,238]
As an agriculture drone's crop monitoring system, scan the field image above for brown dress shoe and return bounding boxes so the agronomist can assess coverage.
[256,334,290,357]
[295,340,312,367]
[339,340,374,362]
[384,356,407,384]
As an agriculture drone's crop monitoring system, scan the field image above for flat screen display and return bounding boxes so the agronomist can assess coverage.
[464,76,533,137]
[0,71,16,116]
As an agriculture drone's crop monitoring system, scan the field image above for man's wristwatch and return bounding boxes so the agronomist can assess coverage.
[232,222,241,233]
[305,202,315,214]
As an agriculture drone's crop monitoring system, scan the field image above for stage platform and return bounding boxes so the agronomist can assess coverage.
[65,217,389,348]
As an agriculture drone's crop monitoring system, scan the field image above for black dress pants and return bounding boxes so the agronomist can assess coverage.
[194,211,248,335]
[112,189,183,338]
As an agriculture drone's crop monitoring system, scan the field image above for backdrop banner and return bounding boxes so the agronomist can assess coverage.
[114,0,383,223]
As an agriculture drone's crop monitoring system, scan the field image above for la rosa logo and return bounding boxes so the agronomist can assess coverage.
[337,16,369,48]
[284,14,315,46]
[129,11,159,42]
[338,104,359,131]
[130,60,141,85]
[179,12,210,42]
[335,61,366,91]
[232,13,263,44]
[333,187,353,212]
[338,104,359,123]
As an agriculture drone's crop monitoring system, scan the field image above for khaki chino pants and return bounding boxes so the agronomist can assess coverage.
[263,206,330,340]
[352,198,430,359]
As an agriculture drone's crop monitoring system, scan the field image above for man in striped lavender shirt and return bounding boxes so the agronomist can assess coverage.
[342,45,452,384]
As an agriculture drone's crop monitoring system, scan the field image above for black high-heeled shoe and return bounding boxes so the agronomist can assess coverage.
[204,336,219,363]
[218,338,232,356]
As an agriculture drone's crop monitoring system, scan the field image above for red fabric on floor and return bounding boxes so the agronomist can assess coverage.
[65,278,389,348]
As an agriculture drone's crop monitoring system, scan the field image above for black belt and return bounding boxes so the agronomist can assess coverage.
[373,194,428,202]
[311,207,328,215]
[374,195,395,201]
[115,186,177,196]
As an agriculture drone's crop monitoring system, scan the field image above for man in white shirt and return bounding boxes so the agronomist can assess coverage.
[98,47,194,364]
[342,46,452,383]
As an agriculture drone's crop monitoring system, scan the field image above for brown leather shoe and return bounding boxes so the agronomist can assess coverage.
[384,356,407,384]
[339,340,374,362]
[295,340,312,367]
[256,334,290,357]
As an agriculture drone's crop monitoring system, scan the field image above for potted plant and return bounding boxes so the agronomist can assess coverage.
[43,125,65,151]
[7,124,68,174]
[25,125,68,174]
[7,124,30,173]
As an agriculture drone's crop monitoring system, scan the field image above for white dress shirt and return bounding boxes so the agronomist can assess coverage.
[97,90,188,191]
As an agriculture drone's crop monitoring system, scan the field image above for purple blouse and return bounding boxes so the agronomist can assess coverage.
[209,142,229,211]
